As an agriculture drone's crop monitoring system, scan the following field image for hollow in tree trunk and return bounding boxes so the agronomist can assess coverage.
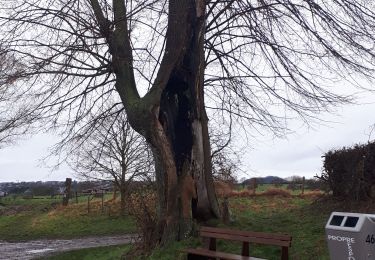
[101,0,220,244]
[142,2,220,243]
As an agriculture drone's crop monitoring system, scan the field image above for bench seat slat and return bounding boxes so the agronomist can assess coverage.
[200,231,291,247]
[201,226,291,241]
[184,248,266,260]
[182,227,291,260]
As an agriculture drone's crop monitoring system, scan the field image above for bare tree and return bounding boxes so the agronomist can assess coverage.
[210,125,242,185]
[1,0,375,244]
[69,111,153,214]
[0,47,33,145]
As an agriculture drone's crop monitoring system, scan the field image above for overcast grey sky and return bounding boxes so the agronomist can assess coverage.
[0,134,74,182]
[0,93,374,182]
[243,94,375,179]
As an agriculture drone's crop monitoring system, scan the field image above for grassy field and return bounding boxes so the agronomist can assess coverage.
[236,183,317,196]
[47,193,335,260]
[133,192,370,260]
[37,244,131,260]
[139,194,330,260]
[0,195,136,241]
[226,195,329,259]
[1,189,365,259]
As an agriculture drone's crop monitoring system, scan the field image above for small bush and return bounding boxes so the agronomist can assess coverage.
[261,188,291,197]
[126,190,158,253]
[227,190,254,198]
[214,181,232,198]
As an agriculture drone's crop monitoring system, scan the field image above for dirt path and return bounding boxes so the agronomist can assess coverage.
[0,234,138,260]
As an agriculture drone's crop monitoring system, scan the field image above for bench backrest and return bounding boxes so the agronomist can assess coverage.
[200,226,292,247]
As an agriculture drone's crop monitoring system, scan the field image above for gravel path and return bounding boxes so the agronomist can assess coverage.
[0,234,138,260]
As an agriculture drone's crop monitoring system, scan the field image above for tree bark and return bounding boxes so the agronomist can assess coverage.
[92,0,220,244]
[62,178,72,206]
[142,0,220,243]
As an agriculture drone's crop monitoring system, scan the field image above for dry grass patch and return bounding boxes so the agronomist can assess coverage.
[300,190,324,198]
[214,181,233,198]
[228,190,255,198]
[260,188,291,197]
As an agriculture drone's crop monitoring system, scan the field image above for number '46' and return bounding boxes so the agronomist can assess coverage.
[366,235,375,244]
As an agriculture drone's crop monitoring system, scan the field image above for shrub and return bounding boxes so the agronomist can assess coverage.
[261,188,291,197]
[127,190,157,252]
[227,190,254,198]
[320,142,375,201]
[214,181,232,198]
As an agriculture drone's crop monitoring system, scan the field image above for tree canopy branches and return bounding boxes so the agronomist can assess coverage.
[69,110,153,185]
[205,0,375,134]
[0,0,374,148]
[1,0,375,245]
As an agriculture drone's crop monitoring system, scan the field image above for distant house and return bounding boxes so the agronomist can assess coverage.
[0,191,6,197]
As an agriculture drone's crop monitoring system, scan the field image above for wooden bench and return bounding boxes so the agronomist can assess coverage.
[183,226,292,260]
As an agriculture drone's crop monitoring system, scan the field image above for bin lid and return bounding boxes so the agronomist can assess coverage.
[325,212,375,232]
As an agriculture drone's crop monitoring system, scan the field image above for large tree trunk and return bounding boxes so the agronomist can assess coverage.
[100,0,220,244]
[143,1,220,244]
[148,93,220,243]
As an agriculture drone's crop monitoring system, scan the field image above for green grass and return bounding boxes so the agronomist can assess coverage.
[47,239,201,260]
[38,244,131,260]
[0,214,135,241]
[238,183,317,196]
[141,195,333,260]
[226,196,330,259]
[0,196,61,206]
[0,194,114,205]
[0,196,136,241]
[0,193,340,259]
[144,239,201,260]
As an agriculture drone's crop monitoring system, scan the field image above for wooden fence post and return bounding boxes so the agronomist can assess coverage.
[301,176,305,195]
[62,178,72,206]
[101,191,104,213]
[252,178,257,195]
[113,184,117,200]
[87,195,90,214]
[222,197,230,224]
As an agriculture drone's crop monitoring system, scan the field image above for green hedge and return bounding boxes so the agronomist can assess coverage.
[321,142,375,200]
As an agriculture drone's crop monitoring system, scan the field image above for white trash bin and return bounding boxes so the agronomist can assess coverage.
[326,212,375,259]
